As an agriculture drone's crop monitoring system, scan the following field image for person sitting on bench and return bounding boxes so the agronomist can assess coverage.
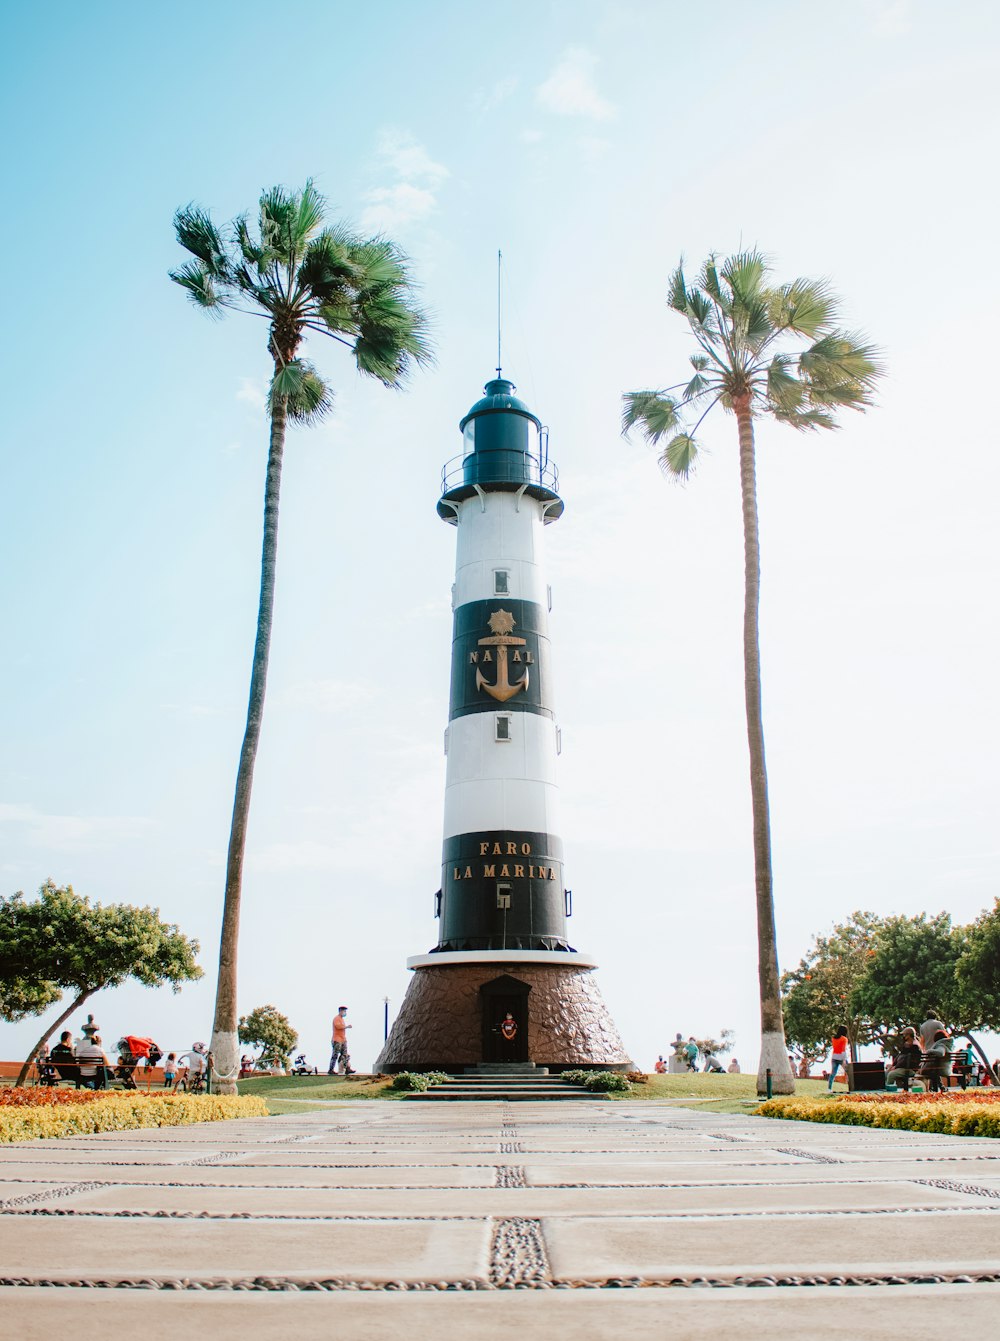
[919,1030,953,1092]
[49,1031,79,1085]
[887,1027,922,1091]
[75,1033,110,1089]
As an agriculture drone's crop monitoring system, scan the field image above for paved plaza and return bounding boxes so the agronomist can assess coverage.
[1,1099,999,1336]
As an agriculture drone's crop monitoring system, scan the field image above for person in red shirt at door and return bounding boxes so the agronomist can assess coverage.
[828,1027,849,1090]
[328,1006,355,1076]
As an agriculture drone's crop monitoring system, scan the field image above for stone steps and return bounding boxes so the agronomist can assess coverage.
[402,1069,601,1101]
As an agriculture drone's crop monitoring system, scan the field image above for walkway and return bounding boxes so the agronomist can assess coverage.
[1,1100,999,1336]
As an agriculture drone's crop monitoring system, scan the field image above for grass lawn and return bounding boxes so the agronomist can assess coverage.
[237,1074,398,1113]
[235,1071,844,1115]
[618,1073,836,1113]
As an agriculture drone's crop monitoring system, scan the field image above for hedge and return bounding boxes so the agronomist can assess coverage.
[755,1093,1000,1137]
[0,1089,268,1142]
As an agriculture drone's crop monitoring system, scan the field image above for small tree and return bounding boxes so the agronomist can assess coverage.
[852,912,967,1042]
[781,911,884,1063]
[238,1004,298,1069]
[693,1029,734,1057]
[953,900,1000,1030]
[1,882,202,1085]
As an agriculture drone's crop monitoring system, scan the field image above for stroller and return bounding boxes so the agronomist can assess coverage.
[115,1037,163,1089]
[291,1053,318,1076]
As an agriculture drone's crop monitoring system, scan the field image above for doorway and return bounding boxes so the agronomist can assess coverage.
[480,974,531,1062]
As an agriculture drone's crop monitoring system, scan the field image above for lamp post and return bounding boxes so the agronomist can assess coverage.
[383,997,390,1042]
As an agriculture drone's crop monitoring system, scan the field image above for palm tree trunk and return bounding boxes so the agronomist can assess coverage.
[210,389,288,1093]
[16,989,93,1087]
[735,401,794,1096]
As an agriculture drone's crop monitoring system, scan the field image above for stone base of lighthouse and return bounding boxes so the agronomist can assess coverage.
[375,954,632,1073]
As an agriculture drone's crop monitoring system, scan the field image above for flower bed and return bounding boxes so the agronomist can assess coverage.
[756,1091,1000,1137]
[0,1087,267,1142]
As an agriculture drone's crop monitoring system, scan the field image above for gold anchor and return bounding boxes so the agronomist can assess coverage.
[476,609,529,703]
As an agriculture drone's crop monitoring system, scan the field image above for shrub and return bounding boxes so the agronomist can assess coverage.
[584,1070,633,1093]
[0,1089,267,1143]
[561,1070,588,1085]
[626,1071,648,1084]
[755,1093,1000,1137]
[390,1071,449,1091]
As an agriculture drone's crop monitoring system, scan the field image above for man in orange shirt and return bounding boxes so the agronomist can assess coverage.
[329,1006,355,1076]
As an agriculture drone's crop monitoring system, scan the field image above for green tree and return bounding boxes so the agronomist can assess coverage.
[851,912,967,1042]
[953,900,1000,1029]
[622,252,883,1093]
[781,911,884,1064]
[171,181,431,1090]
[238,1003,298,1069]
[1,881,202,1085]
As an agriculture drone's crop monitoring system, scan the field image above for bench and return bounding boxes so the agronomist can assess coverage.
[916,1050,975,1091]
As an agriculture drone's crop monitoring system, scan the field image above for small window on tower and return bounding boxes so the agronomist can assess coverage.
[494,569,510,594]
[495,715,511,742]
[496,882,512,910]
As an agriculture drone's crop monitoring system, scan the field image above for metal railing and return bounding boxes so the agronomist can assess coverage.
[440,450,560,496]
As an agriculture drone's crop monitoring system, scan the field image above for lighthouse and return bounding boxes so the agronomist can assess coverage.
[377,377,630,1072]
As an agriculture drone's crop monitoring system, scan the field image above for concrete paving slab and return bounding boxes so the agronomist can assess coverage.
[543,1210,1000,1279]
[3,1283,1000,1340]
[48,1177,989,1217]
[0,1217,492,1282]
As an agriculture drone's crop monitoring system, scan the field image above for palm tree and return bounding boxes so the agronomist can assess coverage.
[622,251,883,1095]
[171,181,431,1091]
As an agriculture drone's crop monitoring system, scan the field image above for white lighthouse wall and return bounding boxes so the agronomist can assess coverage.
[443,711,561,838]
[453,491,550,609]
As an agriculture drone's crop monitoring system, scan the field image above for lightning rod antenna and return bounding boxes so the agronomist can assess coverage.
[496,249,502,378]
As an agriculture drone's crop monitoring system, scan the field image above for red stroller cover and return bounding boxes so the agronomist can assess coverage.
[124,1036,155,1059]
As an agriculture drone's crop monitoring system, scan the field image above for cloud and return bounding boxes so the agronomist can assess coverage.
[360,131,448,234]
[278,678,378,714]
[874,0,912,36]
[237,377,267,414]
[521,129,543,145]
[0,803,153,854]
[476,76,519,112]
[537,47,616,121]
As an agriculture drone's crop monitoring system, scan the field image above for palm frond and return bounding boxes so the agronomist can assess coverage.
[354,301,433,385]
[168,260,226,315]
[690,354,710,371]
[173,205,231,278]
[293,179,327,247]
[667,261,688,313]
[659,432,699,479]
[620,390,681,443]
[682,372,712,403]
[770,405,838,431]
[258,185,298,263]
[699,254,723,303]
[721,248,769,303]
[269,358,334,424]
[799,332,884,394]
[684,287,717,334]
[769,278,838,337]
[765,353,804,415]
[233,214,266,270]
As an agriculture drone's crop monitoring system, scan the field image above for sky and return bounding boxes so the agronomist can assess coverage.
[1,0,998,1074]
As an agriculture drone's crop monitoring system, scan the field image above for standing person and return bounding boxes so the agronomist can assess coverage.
[827,1027,849,1090]
[684,1037,699,1072]
[329,1006,355,1076]
[163,1053,177,1089]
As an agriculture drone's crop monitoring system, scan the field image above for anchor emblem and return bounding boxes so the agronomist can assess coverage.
[475,609,529,703]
